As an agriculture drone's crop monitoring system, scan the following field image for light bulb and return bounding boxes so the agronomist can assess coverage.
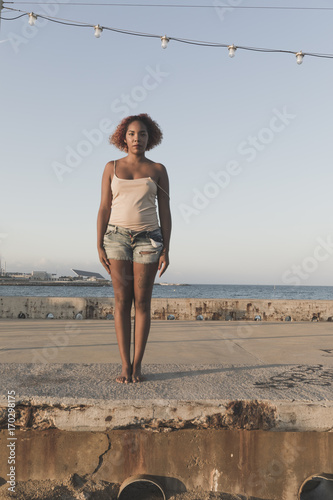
[296,51,304,65]
[228,44,236,58]
[161,35,169,49]
[94,25,103,38]
[28,13,37,26]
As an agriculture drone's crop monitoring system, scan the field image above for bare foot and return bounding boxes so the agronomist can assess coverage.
[116,365,132,384]
[131,363,145,383]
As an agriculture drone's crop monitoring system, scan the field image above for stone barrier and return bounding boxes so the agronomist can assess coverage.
[1,296,333,321]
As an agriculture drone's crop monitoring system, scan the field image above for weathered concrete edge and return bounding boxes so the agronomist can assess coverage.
[2,296,333,320]
[1,398,332,432]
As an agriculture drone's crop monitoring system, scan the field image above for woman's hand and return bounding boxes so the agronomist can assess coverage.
[98,246,111,275]
[158,249,169,278]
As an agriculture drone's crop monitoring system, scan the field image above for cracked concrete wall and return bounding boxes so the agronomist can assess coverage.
[1,297,333,320]
[0,429,108,482]
[0,428,332,500]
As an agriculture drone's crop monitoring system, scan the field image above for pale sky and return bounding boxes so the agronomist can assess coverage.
[1,0,333,285]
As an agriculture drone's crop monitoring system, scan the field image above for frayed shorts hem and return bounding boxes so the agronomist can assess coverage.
[105,255,161,264]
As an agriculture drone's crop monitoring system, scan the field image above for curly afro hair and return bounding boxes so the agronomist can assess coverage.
[109,113,163,152]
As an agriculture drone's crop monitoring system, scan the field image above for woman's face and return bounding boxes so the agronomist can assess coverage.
[125,120,149,153]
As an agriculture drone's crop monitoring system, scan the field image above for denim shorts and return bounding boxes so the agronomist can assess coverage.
[103,224,164,264]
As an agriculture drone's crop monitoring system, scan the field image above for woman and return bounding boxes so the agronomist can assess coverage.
[97,114,171,384]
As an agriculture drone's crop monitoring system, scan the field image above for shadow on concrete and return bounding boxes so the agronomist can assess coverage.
[143,364,291,382]
[0,342,117,352]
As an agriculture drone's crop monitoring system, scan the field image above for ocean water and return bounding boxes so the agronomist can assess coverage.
[0,284,333,300]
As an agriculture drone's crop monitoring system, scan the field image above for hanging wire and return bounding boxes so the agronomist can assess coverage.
[2,5,333,59]
[0,13,26,19]
[4,2,333,10]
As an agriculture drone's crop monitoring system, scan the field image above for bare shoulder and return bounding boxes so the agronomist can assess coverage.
[154,161,167,170]
[104,160,115,178]
[153,162,168,177]
[105,160,114,171]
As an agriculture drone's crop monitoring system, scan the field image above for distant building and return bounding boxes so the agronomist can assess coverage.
[31,271,51,281]
[71,269,106,280]
[2,272,30,279]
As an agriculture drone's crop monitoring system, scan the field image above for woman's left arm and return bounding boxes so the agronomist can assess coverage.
[156,163,171,278]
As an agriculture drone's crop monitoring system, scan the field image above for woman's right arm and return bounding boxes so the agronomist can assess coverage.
[97,161,113,275]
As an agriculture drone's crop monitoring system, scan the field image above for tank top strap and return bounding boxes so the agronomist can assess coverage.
[114,160,116,176]
[152,179,170,199]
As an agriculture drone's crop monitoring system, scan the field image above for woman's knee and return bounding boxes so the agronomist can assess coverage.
[114,295,133,312]
[134,298,151,314]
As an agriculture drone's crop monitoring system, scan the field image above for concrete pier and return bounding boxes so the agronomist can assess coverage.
[0,319,332,499]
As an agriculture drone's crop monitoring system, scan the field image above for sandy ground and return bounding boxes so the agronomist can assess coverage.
[0,474,262,500]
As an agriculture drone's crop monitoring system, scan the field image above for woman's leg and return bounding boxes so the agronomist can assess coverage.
[109,259,134,383]
[132,261,159,382]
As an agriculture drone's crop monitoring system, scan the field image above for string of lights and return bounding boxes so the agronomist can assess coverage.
[2,5,333,64]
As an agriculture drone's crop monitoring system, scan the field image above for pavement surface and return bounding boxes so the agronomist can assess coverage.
[0,320,332,405]
[1,319,333,365]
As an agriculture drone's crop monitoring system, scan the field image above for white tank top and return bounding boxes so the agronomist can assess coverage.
[108,160,160,232]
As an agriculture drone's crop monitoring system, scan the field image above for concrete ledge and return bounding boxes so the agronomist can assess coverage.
[1,296,333,321]
[1,398,332,433]
[0,362,332,433]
